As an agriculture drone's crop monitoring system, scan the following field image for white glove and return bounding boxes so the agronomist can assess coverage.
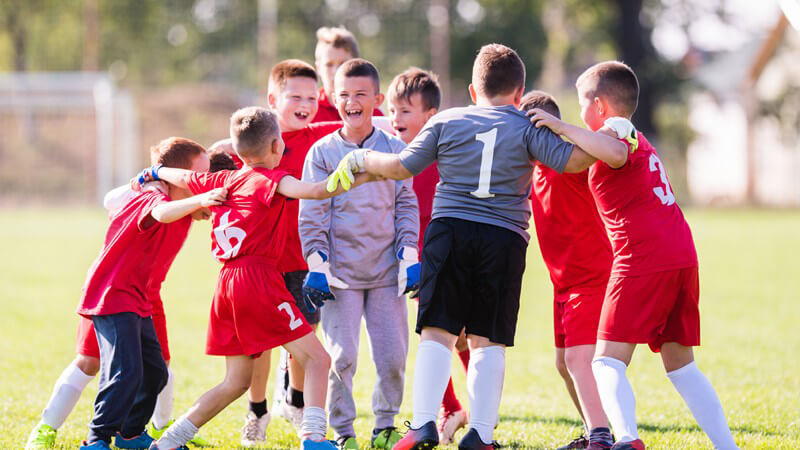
[604,117,638,152]
[397,246,421,297]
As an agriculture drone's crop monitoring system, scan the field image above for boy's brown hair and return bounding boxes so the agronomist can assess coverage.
[229,107,280,159]
[337,58,380,93]
[316,26,359,57]
[149,137,206,169]
[519,90,561,119]
[576,61,639,117]
[388,67,441,111]
[208,148,238,172]
[269,59,318,93]
[472,43,526,98]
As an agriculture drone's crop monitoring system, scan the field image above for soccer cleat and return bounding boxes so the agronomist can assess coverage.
[147,442,189,450]
[392,421,438,450]
[336,436,359,449]
[115,431,155,449]
[438,408,468,444]
[276,399,304,437]
[587,442,612,450]
[79,441,112,450]
[302,440,339,449]
[556,433,589,450]
[457,428,499,450]
[610,440,645,450]
[25,422,57,449]
[241,411,272,447]
[147,421,211,447]
[371,427,403,449]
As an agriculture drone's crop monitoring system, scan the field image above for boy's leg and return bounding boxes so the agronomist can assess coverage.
[156,355,254,449]
[247,352,271,413]
[152,366,174,430]
[592,340,638,444]
[556,348,585,423]
[319,288,364,439]
[42,354,99,429]
[283,331,333,442]
[410,328,459,429]
[661,343,737,449]
[464,335,505,445]
[363,286,408,431]
[119,317,169,439]
[87,313,146,445]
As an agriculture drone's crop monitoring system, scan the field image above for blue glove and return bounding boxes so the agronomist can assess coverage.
[134,164,163,188]
[397,246,421,297]
[302,251,349,313]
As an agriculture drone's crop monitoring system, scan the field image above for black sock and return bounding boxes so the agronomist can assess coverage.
[589,427,613,445]
[286,386,305,408]
[249,400,268,418]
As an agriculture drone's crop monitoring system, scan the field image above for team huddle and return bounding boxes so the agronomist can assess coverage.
[25,26,739,450]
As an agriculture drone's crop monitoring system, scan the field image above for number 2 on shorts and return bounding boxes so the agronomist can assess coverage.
[278,302,303,330]
[470,128,498,199]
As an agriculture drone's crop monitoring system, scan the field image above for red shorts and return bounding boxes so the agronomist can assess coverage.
[76,309,170,361]
[598,267,700,352]
[553,284,606,348]
[207,256,313,357]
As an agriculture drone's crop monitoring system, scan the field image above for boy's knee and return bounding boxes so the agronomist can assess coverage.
[564,350,591,373]
[76,355,101,376]
[554,352,569,380]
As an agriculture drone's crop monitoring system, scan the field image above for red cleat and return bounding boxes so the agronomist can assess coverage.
[610,439,645,450]
[392,421,438,450]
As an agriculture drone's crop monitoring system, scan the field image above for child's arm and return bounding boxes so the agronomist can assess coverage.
[393,177,421,296]
[278,172,375,200]
[528,108,629,170]
[325,149,412,192]
[150,188,227,223]
[132,165,196,191]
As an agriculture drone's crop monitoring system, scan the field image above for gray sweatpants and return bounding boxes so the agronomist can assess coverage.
[321,286,409,438]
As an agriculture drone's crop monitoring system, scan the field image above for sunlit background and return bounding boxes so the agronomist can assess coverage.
[1,0,799,206]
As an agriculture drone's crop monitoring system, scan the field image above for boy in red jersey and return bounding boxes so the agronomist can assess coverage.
[313,26,382,123]
[386,67,470,445]
[531,61,738,450]
[72,138,224,450]
[25,140,217,450]
[522,91,614,450]
[211,59,343,446]
[145,107,372,450]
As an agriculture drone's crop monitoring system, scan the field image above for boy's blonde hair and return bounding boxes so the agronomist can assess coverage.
[316,26,359,57]
[388,67,441,111]
[576,61,639,117]
[149,137,206,169]
[269,59,318,94]
[472,43,526,98]
[229,107,280,159]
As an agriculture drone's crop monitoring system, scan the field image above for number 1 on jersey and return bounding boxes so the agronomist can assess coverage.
[470,128,498,199]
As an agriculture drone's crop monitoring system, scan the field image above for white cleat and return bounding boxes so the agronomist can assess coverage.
[241,411,271,447]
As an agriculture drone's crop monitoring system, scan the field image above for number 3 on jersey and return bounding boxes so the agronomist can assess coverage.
[470,128,498,199]
[649,153,675,206]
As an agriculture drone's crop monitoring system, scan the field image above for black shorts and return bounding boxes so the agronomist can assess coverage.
[416,217,527,346]
[283,270,320,325]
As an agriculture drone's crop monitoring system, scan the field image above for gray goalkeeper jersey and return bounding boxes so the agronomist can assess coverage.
[399,104,574,242]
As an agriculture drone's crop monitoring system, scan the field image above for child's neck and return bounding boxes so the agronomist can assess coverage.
[340,123,374,146]
[474,94,518,108]
[278,118,302,133]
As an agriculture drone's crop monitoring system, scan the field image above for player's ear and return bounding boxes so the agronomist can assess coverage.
[513,86,524,106]
[594,96,605,116]
[267,91,278,109]
[424,108,438,121]
[375,92,385,108]
[468,84,477,104]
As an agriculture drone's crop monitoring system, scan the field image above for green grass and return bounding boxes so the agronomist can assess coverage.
[1,208,798,449]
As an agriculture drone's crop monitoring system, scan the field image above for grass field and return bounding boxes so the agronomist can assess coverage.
[2,208,798,449]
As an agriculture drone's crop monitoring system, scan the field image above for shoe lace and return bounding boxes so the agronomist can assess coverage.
[242,416,261,441]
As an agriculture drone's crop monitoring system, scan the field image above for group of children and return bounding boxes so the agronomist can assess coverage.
[25,24,739,450]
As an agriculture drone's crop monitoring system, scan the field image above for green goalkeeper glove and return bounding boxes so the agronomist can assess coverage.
[326,149,367,192]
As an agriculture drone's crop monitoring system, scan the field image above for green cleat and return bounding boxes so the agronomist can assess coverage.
[336,436,359,450]
[148,420,211,447]
[25,422,57,449]
[370,427,402,449]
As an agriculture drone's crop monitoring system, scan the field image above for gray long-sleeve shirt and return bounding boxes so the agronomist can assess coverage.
[299,127,419,289]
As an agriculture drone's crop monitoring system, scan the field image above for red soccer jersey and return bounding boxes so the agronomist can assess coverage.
[312,88,383,123]
[530,163,612,291]
[277,121,343,272]
[187,167,290,263]
[412,162,439,247]
[77,191,191,318]
[588,132,698,276]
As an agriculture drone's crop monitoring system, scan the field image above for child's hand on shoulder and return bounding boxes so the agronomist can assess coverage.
[200,187,227,207]
[142,181,168,195]
[527,107,568,135]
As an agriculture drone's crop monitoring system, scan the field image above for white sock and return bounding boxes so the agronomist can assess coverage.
[156,415,198,449]
[591,356,639,443]
[410,340,453,429]
[301,406,327,442]
[467,346,505,444]
[152,368,175,429]
[41,362,95,429]
[667,362,738,449]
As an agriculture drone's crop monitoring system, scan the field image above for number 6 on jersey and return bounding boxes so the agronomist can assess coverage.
[471,128,498,199]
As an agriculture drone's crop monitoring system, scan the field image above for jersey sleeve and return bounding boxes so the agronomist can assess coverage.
[524,125,574,174]
[186,170,232,194]
[398,121,440,176]
[255,169,290,206]
[135,191,169,232]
